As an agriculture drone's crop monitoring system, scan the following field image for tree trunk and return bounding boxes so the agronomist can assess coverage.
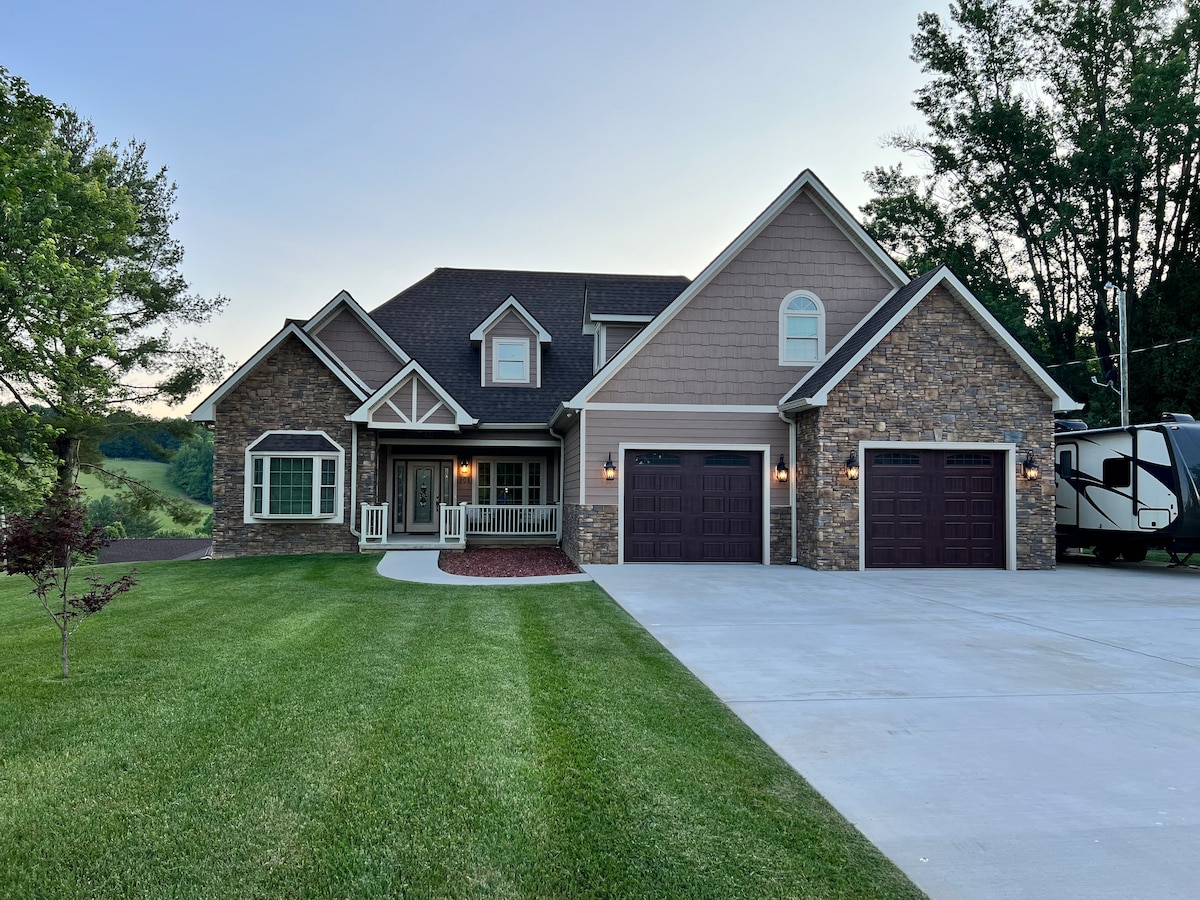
[54,434,80,491]
[61,628,69,678]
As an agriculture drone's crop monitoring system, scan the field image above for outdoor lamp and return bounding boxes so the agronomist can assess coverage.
[603,453,617,481]
[1022,451,1040,481]
[775,454,789,483]
[459,459,471,477]
[845,451,859,482]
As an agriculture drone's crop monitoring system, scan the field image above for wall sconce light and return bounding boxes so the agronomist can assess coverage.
[603,452,617,481]
[1022,451,1040,481]
[775,454,789,483]
[459,459,471,477]
[845,451,860,482]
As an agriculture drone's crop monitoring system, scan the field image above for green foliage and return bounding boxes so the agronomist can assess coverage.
[866,0,1200,424]
[97,413,192,461]
[85,495,161,539]
[0,67,228,505]
[0,555,923,897]
[168,430,213,503]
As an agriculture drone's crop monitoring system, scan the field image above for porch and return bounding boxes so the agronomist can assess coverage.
[359,502,562,550]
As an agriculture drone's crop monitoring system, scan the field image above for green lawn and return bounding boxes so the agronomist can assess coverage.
[0,555,925,899]
[78,457,212,535]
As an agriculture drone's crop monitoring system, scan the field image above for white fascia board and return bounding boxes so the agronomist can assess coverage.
[588,314,656,324]
[303,289,411,363]
[585,403,780,413]
[347,359,478,426]
[568,170,908,409]
[936,270,1084,413]
[469,295,552,343]
[190,323,368,421]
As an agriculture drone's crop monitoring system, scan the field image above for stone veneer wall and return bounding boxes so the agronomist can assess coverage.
[212,334,366,557]
[563,503,619,565]
[798,286,1056,571]
[769,507,792,565]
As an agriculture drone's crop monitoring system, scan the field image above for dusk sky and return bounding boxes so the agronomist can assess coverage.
[2,1,948,415]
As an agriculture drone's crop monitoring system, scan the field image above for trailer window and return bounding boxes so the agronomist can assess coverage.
[1103,457,1132,489]
[1057,450,1072,480]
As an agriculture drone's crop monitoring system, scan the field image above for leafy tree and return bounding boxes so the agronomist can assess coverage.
[1,487,137,676]
[97,414,190,461]
[85,495,162,539]
[0,68,227,505]
[168,430,213,503]
[865,0,1200,423]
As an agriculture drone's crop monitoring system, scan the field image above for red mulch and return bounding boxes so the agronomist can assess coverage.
[438,546,581,578]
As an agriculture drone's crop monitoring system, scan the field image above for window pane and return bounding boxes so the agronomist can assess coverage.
[785,337,817,361]
[873,452,921,466]
[634,452,681,466]
[270,458,313,515]
[498,343,525,361]
[787,296,818,311]
[497,359,526,380]
[945,452,992,467]
[786,316,818,337]
[252,458,264,514]
[705,453,750,467]
[496,462,523,505]
[321,458,336,485]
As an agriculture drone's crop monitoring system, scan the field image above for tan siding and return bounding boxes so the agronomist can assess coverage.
[312,309,401,390]
[582,410,790,506]
[593,188,897,405]
[421,403,457,426]
[373,402,404,424]
[604,324,642,363]
[562,419,581,504]
[482,311,539,388]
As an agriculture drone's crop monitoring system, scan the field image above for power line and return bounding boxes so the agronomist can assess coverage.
[1044,335,1200,369]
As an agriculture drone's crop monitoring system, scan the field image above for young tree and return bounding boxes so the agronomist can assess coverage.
[866,0,1200,422]
[0,67,227,506]
[1,487,137,677]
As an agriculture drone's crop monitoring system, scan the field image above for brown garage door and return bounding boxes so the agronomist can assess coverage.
[625,450,762,562]
[864,449,1005,568]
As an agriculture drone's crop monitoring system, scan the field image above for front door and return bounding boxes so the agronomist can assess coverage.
[393,459,453,534]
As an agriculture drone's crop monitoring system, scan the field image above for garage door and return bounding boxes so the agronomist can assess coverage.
[864,449,1005,568]
[625,450,762,562]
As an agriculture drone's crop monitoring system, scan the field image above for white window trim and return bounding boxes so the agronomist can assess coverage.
[491,337,531,384]
[778,290,826,366]
[243,430,346,524]
[472,457,547,506]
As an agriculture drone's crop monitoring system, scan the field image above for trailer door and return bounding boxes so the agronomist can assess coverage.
[1056,443,1078,528]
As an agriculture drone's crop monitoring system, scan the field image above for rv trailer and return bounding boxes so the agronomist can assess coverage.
[1055,413,1200,562]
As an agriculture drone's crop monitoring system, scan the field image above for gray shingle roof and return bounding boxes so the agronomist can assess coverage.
[782,267,940,406]
[370,269,690,422]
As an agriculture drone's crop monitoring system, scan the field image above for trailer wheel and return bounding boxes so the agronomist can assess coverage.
[1121,545,1148,563]
[1093,545,1120,563]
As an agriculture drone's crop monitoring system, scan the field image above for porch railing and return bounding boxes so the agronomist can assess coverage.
[359,502,560,544]
[440,503,466,544]
[463,504,560,539]
[360,503,388,543]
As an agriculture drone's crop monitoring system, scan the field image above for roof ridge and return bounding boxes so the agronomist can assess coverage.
[430,266,690,281]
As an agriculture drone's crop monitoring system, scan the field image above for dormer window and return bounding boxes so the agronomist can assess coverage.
[779,290,825,365]
[493,338,530,383]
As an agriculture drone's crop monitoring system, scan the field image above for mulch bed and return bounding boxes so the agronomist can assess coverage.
[438,546,580,578]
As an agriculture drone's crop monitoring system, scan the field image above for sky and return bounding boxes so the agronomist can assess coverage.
[2,0,948,417]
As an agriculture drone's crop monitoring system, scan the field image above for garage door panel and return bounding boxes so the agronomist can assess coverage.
[866,449,1004,569]
[624,450,762,563]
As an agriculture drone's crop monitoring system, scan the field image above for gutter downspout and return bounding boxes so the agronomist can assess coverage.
[779,410,797,564]
[548,420,567,546]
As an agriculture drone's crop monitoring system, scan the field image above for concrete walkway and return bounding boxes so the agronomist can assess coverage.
[584,561,1200,900]
[377,550,592,586]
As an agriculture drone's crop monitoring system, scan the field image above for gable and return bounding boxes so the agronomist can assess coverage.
[309,307,404,390]
[478,308,541,388]
[781,268,1080,414]
[587,187,899,406]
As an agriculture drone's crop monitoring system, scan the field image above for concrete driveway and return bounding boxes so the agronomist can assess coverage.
[584,561,1200,900]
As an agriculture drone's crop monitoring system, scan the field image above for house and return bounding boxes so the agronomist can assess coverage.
[190,171,1080,570]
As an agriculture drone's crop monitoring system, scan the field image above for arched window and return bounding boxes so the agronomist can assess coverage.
[779,290,825,365]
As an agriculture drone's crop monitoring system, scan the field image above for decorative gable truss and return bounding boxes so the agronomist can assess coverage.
[469,296,552,388]
[347,361,478,431]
